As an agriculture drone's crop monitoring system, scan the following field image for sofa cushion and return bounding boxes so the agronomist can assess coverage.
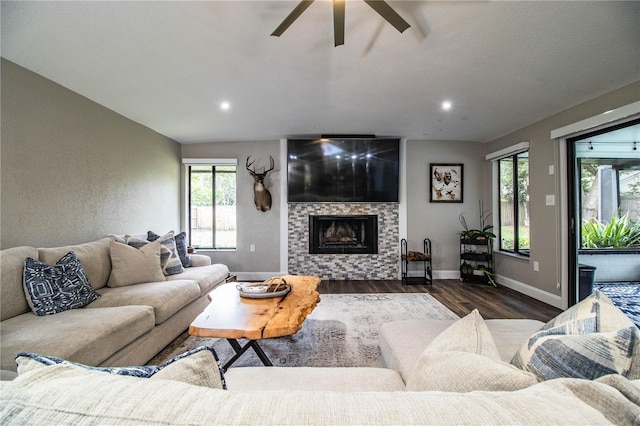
[16,346,225,389]
[4,366,639,425]
[107,240,164,287]
[423,309,500,359]
[23,252,100,316]
[1,246,39,320]
[128,232,184,276]
[166,264,229,295]
[225,366,405,392]
[406,351,539,392]
[38,238,112,290]
[512,291,639,381]
[89,280,201,324]
[0,306,155,372]
[148,231,191,269]
[379,318,544,382]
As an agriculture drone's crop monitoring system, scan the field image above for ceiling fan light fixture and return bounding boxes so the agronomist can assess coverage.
[271,0,410,46]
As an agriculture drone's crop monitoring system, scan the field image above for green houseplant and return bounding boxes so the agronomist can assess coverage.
[582,213,640,248]
[459,201,496,242]
[459,201,497,287]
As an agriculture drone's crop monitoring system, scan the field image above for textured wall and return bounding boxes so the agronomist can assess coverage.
[404,140,489,275]
[180,140,281,274]
[288,203,399,280]
[488,81,640,299]
[1,59,181,248]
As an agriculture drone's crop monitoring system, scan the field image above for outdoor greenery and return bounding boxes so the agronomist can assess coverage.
[190,166,236,207]
[500,226,531,249]
[581,213,640,248]
[498,153,530,252]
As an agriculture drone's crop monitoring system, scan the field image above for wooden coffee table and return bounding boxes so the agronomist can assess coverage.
[189,275,321,370]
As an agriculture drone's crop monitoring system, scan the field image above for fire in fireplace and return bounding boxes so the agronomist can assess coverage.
[309,215,378,254]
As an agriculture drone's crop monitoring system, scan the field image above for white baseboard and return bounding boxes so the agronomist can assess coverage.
[433,270,460,280]
[496,274,563,309]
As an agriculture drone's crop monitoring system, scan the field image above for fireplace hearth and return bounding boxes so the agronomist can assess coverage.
[309,215,378,254]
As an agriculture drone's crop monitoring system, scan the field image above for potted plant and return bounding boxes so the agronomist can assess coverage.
[459,201,496,243]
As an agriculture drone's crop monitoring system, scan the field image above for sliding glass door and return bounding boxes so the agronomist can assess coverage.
[567,118,640,304]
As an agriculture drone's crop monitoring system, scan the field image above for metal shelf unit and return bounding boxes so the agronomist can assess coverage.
[401,238,433,285]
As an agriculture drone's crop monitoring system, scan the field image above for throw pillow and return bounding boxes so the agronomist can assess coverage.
[128,232,184,276]
[15,346,226,389]
[23,251,100,316]
[148,230,191,268]
[424,309,501,359]
[406,351,539,392]
[106,240,165,287]
[511,291,639,381]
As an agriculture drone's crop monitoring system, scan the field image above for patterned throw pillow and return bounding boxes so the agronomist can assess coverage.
[23,252,100,316]
[511,291,639,381]
[15,346,226,389]
[127,232,184,276]
[148,230,191,268]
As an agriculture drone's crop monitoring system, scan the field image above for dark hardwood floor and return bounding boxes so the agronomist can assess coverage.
[317,279,562,322]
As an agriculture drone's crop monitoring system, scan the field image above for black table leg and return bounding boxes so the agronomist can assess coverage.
[222,339,273,371]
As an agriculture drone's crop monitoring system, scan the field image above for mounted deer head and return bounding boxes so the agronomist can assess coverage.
[246,155,275,212]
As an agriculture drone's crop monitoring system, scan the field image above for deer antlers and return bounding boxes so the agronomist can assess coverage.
[246,156,275,177]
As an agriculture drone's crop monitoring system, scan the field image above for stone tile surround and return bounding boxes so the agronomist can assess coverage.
[288,203,399,280]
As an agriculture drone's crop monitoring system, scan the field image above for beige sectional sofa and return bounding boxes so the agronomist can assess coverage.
[0,236,229,373]
[2,312,639,424]
[2,262,640,424]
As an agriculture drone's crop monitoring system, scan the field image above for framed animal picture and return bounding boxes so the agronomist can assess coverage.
[430,163,463,203]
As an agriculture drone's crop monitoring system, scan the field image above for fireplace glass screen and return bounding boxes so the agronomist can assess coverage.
[309,215,378,254]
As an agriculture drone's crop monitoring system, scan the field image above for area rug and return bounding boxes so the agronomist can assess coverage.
[594,282,640,328]
[149,293,458,368]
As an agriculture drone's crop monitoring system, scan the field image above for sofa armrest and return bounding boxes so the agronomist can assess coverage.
[189,254,211,267]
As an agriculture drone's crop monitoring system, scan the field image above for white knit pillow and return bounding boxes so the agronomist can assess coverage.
[406,351,539,392]
[424,309,501,359]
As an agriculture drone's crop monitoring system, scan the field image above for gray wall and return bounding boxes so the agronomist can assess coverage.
[180,141,281,274]
[486,81,640,302]
[405,140,489,274]
[1,59,182,248]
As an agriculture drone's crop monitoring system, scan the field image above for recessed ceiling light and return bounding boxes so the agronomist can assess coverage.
[441,101,452,111]
[220,101,230,111]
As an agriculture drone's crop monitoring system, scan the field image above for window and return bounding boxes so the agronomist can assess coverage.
[187,163,236,249]
[498,151,530,256]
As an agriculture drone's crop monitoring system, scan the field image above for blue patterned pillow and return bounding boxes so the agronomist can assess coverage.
[15,346,226,389]
[511,291,639,381]
[23,251,100,316]
[127,232,184,276]
[149,230,191,268]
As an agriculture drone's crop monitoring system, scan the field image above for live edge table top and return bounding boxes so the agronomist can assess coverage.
[189,275,321,341]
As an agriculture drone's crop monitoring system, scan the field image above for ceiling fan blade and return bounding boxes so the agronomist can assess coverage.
[363,0,410,33]
[271,0,315,37]
[333,0,345,46]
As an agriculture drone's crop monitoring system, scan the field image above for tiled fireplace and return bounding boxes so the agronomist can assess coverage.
[288,203,399,280]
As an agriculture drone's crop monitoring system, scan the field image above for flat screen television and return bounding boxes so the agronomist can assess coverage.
[287,137,400,202]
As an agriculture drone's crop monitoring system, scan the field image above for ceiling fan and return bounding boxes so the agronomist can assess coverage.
[271,0,411,47]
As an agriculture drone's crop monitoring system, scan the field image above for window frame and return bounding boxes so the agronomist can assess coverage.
[183,158,237,250]
[487,142,530,258]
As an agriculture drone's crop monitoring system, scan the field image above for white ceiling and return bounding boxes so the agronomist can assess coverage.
[2,1,639,144]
